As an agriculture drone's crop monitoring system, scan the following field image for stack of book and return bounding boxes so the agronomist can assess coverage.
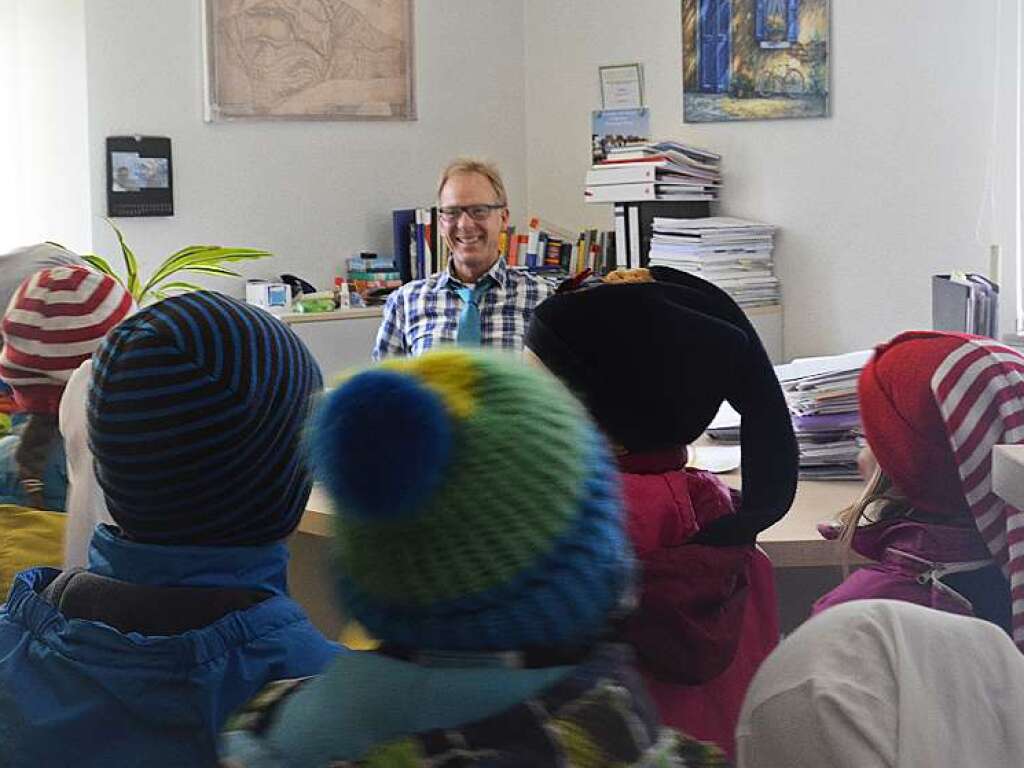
[647,216,780,308]
[775,350,873,480]
[584,141,721,204]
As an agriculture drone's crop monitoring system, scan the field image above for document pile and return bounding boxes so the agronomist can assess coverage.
[706,350,872,480]
[776,350,872,480]
[647,217,779,308]
[584,141,722,203]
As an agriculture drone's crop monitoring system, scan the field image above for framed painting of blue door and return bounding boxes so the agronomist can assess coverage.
[698,0,731,93]
[682,0,830,122]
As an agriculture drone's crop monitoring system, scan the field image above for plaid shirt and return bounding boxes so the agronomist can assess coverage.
[372,258,555,360]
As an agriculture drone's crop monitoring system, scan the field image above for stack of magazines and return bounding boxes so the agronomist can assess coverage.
[776,350,872,480]
[706,350,872,481]
[647,217,780,308]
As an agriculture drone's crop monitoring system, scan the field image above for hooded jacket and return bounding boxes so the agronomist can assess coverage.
[0,524,339,767]
[617,453,779,760]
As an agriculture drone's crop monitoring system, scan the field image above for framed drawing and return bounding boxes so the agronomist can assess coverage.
[682,0,830,123]
[599,63,644,110]
[203,0,415,121]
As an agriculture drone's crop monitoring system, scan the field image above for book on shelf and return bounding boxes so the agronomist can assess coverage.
[392,206,450,284]
[611,200,714,269]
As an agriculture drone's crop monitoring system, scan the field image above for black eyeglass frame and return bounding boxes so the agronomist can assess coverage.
[437,203,507,222]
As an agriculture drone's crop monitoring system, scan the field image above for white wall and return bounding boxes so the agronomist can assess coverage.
[82,0,527,294]
[524,0,1020,358]
[0,0,91,253]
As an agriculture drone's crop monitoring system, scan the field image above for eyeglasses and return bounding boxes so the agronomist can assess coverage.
[438,203,505,222]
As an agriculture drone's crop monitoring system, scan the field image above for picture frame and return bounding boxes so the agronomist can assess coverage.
[682,0,830,123]
[202,0,416,121]
[599,63,644,110]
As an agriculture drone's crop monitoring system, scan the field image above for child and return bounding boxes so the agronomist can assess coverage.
[0,265,133,512]
[523,266,798,757]
[737,600,1024,767]
[0,244,83,418]
[219,349,729,767]
[813,331,1019,646]
[0,291,339,766]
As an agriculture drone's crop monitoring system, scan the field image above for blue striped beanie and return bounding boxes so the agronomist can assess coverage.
[87,291,323,546]
[311,349,632,651]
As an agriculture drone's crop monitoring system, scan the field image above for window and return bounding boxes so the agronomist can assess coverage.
[755,0,799,49]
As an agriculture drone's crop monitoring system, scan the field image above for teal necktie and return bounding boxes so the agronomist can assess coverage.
[455,281,492,346]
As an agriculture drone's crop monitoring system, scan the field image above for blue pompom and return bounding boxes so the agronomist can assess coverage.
[312,370,453,520]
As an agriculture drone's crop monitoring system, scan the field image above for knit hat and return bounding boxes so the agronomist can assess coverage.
[87,291,323,546]
[310,348,630,651]
[0,243,83,328]
[0,266,134,414]
[525,266,797,545]
[858,331,1024,649]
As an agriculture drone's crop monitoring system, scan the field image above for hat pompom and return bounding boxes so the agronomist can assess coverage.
[314,369,453,521]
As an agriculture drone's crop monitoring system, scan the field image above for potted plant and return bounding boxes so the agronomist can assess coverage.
[55,220,272,306]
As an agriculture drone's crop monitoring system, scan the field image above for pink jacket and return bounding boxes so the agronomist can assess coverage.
[617,451,780,759]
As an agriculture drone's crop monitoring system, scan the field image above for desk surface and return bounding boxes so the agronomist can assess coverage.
[301,474,864,569]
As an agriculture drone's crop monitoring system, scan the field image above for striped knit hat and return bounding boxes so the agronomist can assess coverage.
[88,291,323,546]
[0,266,134,414]
[859,331,1024,650]
[311,349,630,651]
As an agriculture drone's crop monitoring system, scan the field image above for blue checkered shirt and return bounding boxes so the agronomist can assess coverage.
[372,258,555,360]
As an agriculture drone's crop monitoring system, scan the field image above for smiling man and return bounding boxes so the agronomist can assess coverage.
[372,158,554,359]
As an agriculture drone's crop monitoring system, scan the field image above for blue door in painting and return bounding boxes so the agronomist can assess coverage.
[699,0,731,93]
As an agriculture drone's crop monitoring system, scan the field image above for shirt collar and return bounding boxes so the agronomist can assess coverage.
[86,523,290,596]
[435,257,508,292]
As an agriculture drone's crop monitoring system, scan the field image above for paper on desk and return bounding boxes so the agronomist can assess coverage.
[774,349,873,383]
[688,444,741,473]
[708,400,741,430]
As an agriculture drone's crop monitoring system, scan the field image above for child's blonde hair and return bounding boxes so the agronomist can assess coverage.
[837,465,913,566]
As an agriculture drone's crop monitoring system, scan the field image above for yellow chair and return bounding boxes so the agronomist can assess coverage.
[0,504,66,601]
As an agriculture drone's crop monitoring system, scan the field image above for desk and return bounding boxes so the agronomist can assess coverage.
[292,477,865,637]
[298,476,865,568]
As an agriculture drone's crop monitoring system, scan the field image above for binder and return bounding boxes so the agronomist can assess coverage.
[932,273,999,338]
[392,208,416,283]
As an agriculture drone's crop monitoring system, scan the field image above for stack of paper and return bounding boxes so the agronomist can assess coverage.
[704,350,872,481]
[647,217,780,308]
[776,350,872,480]
[584,141,721,203]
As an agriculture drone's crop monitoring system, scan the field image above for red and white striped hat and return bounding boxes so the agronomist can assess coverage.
[859,331,1024,650]
[0,266,134,414]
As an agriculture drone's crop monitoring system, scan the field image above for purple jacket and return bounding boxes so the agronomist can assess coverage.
[813,517,996,618]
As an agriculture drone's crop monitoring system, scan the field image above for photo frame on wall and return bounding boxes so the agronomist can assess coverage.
[682,0,830,123]
[599,63,644,110]
[202,0,415,121]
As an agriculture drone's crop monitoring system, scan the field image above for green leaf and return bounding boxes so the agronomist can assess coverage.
[140,247,271,297]
[180,265,242,277]
[81,254,123,284]
[105,219,141,298]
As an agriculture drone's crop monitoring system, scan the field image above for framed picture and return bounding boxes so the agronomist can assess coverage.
[202,0,415,121]
[599,63,644,110]
[682,0,830,123]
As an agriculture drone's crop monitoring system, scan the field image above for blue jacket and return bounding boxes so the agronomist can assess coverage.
[0,524,340,767]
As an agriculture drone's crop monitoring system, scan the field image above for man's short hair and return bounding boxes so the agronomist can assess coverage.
[436,158,508,207]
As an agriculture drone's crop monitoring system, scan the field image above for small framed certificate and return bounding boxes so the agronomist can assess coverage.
[599,63,644,110]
